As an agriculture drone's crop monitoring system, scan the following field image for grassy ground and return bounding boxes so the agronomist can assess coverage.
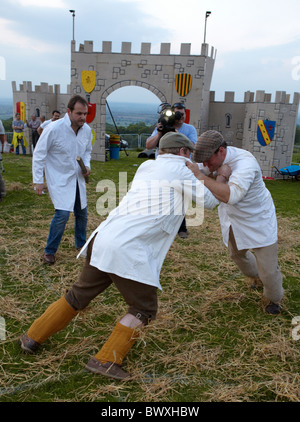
[0,151,299,402]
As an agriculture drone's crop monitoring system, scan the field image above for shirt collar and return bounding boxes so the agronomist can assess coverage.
[156,153,192,163]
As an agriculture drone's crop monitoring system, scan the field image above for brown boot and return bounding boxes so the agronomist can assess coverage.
[43,254,55,265]
[19,334,40,354]
[85,357,131,380]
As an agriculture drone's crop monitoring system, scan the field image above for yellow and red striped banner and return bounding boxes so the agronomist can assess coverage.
[16,101,25,122]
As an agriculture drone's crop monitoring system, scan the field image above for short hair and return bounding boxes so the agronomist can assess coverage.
[159,146,192,156]
[52,110,60,115]
[67,95,88,111]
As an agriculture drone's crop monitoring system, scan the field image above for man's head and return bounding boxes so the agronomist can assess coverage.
[159,131,195,157]
[193,130,227,172]
[31,114,36,120]
[15,113,20,120]
[171,102,186,126]
[67,95,88,131]
[51,110,61,121]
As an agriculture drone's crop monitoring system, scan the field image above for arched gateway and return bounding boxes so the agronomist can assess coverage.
[71,40,216,161]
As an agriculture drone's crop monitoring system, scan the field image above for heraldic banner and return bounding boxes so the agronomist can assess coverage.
[81,71,96,93]
[257,120,276,146]
[175,73,192,97]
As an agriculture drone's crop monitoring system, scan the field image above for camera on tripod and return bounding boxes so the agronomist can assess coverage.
[157,103,184,135]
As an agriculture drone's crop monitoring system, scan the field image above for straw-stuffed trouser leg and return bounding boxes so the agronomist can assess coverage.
[27,234,158,367]
[65,235,158,366]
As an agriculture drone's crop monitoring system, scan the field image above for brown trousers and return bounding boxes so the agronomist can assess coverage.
[65,236,158,325]
[228,227,284,303]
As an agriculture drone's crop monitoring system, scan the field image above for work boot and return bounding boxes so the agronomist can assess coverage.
[19,334,40,354]
[43,254,55,265]
[85,357,131,380]
[178,231,188,239]
[265,301,282,315]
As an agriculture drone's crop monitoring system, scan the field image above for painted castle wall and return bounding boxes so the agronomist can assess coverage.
[209,90,300,177]
[11,80,70,153]
[11,40,300,176]
[70,40,216,161]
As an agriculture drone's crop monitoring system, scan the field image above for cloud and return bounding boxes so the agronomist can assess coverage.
[112,0,300,54]
[13,0,68,8]
[0,17,65,53]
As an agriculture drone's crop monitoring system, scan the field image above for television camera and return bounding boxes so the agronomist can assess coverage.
[157,103,184,135]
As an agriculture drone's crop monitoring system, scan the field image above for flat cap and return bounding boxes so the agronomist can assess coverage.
[193,130,224,163]
[159,131,195,151]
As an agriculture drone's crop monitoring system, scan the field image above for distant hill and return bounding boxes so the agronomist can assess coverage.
[0,98,13,120]
[106,101,159,127]
[0,98,159,127]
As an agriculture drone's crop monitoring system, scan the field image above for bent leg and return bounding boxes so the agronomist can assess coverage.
[93,275,157,367]
[253,243,284,303]
[65,236,112,310]
[27,296,78,344]
[228,227,259,279]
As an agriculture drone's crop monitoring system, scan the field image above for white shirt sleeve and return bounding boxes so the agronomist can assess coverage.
[227,164,256,205]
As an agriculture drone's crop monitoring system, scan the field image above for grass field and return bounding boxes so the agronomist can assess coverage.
[0,151,299,403]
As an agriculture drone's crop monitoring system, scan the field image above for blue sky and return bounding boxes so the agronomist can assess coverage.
[1,0,300,104]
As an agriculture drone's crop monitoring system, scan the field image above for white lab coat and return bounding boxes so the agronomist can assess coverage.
[78,154,219,290]
[32,113,92,211]
[217,147,278,250]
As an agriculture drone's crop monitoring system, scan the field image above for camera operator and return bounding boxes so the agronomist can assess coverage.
[146,102,197,238]
[146,102,197,154]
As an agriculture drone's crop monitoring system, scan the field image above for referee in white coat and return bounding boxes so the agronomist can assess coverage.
[33,95,92,265]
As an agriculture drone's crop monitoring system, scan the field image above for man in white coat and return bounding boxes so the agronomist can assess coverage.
[186,130,284,315]
[20,132,220,380]
[33,95,92,264]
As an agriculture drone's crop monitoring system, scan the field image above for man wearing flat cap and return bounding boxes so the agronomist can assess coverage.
[20,132,219,381]
[187,130,284,315]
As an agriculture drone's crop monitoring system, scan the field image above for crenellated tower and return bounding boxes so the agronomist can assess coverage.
[70,40,216,161]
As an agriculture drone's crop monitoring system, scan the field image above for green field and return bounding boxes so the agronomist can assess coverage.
[0,151,299,402]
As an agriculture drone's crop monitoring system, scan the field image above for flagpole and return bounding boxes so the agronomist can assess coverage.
[204,11,211,43]
[69,10,75,41]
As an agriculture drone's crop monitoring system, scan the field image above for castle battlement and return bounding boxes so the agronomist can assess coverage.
[72,40,216,59]
[210,90,300,106]
[12,81,70,95]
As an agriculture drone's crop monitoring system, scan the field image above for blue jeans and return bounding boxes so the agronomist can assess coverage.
[45,184,87,255]
[16,137,26,155]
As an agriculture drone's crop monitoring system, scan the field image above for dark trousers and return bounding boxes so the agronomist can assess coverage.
[178,217,187,233]
[32,130,39,149]
[65,235,158,325]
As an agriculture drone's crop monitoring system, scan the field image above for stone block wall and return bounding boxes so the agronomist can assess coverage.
[70,40,216,161]
[209,90,300,177]
[12,81,70,152]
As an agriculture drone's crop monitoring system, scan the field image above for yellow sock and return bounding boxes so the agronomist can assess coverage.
[28,296,78,344]
[95,322,139,365]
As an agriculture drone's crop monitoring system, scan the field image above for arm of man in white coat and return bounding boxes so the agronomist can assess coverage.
[32,128,52,195]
